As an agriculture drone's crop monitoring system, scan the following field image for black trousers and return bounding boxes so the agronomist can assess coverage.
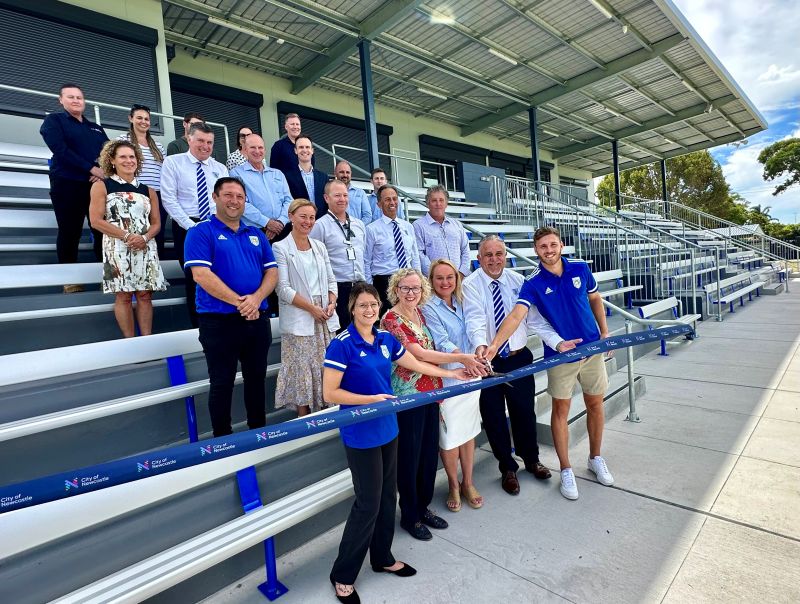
[479,346,540,474]
[49,176,103,263]
[372,274,392,317]
[331,437,398,585]
[173,221,199,328]
[335,281,355,331]
[396,402,439,527]
[198,312,271,437]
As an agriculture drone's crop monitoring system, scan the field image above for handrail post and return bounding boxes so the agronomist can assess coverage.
[715,249,722,321]
[236,466,289,601]
[624,321,640,422]
[690,248,697,315]
[93,104,101,125]
[166,355,198,443]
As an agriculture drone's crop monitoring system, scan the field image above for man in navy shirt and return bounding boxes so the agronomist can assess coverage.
[40,84,108,286]
[184,177,278,437]
[486,226,614,501]
[268,112,314,176]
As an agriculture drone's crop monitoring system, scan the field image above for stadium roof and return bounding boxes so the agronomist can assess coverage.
[162,0,767,176]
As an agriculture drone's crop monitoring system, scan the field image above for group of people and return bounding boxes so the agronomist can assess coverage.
[40,83,617,604]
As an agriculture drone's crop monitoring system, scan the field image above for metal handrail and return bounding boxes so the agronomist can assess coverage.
[331,143,457,191]
[608,191,800,256]
[0,82,231,155]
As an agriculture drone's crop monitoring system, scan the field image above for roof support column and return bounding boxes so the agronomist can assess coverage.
[528,106,542,187]
[358,39,380,172]
[612,139,621,211]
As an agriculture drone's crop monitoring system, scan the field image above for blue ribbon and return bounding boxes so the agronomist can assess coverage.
[0,325,692,513]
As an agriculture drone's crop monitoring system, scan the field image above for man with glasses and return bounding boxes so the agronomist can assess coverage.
[413,185,470,278]
[334,160,373,224]
[365,185,421,314]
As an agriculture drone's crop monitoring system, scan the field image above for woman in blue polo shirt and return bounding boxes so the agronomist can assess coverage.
[323,281,469,604]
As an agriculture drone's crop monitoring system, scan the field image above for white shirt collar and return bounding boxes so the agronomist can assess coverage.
[110,174,140,188]
[187,152,209,166]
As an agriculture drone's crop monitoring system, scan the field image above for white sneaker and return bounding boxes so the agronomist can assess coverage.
[559,468,579,500]
[588,456,614,486]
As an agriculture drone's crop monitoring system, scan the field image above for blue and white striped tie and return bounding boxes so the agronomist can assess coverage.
[392,220,408,268]
[196,162,210,219]
[491,280,510,358]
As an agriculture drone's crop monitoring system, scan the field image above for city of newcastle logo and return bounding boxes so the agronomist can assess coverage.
[65,478,79,491]
[137,461,150,473]
[201,442,236,455]
[305,417,335,430]
[351,407,378,417]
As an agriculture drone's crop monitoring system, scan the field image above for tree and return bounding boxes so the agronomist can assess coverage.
[596,150,749,223]
[758,138,800,195]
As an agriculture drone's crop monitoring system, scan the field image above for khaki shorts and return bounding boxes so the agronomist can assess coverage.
[547,353,608,400]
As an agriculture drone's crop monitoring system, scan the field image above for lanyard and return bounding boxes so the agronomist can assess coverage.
[329,211,353,242]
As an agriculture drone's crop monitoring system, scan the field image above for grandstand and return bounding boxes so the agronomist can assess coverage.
[0,1,798,603]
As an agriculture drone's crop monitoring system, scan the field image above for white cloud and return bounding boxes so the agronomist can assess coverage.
[672,0,800,112]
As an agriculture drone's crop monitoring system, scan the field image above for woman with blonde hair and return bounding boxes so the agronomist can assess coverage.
[273,198,338,416]
[421,259,484,511]
[89,140,167,338]
[381,268,485,540]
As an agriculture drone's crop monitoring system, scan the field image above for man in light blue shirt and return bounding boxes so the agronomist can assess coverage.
[334,160,373,224]
[365,184,421,313]
[230,134,292,241]
[413,184,471,277]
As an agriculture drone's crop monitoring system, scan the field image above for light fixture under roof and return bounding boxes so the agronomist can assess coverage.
[207,16,270,42]
[587,0,614,20]
[488,48,518,66]
[542,128,560,137]
[416,87,448,101]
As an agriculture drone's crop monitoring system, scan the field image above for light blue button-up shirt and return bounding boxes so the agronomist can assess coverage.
[421,295,476,387]
[413,212,471,276]
[230,162,293,228]
[348,186,374,224]
[364,215,421,282]
[300,166,315,203]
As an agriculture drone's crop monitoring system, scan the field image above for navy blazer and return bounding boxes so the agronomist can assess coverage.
[284,166,330,217]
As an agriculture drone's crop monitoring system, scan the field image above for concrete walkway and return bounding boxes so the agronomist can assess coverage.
[206,283,800,604]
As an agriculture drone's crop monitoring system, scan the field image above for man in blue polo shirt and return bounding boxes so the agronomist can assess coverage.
[486,226,613,501]
[184,177,278,437]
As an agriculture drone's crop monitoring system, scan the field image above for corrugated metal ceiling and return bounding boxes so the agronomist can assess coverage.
[160,0,766,175]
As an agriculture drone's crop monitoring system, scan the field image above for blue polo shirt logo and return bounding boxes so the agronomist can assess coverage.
[380,344,390,358]
[572,276,581,288]
[249,236,260,246]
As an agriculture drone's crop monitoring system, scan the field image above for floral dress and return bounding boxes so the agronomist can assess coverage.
[101,175,168,294]
[381,309,443,397]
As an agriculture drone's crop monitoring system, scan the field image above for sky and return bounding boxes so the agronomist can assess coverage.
[671,0,800,223]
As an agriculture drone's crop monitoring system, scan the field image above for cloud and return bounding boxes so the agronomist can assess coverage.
[757,64,800,84]
[672,0,800,112]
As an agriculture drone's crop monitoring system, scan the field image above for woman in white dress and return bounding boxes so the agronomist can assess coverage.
[421,259,484,511]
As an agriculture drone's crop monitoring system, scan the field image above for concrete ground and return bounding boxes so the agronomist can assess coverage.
[205,283,800,604]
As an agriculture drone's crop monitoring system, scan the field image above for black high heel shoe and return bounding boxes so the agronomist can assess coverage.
[371,562,417,577]
[329,576,360,603]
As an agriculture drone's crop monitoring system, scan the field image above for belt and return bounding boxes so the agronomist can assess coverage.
[189,216,202,223]
[506,348,524,357]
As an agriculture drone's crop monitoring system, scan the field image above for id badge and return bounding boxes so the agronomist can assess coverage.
[346,246,356,260]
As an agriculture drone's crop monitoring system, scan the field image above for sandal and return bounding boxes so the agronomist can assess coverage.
[460,483,483,509]
[446,487,461,512]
